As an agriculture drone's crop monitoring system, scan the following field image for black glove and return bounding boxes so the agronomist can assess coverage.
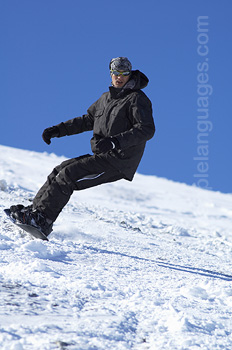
[42,126,59,145]
[95,137,119,154]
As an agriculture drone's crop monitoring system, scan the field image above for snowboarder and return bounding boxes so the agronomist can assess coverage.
[8,57,155,237]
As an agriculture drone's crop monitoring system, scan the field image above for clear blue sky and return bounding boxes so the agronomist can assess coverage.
[1,0,231,193]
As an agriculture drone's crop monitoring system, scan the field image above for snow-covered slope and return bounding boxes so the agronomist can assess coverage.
[0,144,232,350]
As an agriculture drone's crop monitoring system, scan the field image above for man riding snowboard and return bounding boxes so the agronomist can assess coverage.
[9,57,155,237]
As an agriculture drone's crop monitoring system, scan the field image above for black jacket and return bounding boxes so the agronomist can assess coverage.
[56,70,155,180]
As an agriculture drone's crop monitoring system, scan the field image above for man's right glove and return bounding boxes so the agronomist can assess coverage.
[95,137,119,154]
[42,126,60,145]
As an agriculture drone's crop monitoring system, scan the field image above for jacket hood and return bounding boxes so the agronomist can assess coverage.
[130,70,149,90]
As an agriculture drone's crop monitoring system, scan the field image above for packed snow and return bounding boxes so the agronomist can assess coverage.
[0,144,232,350]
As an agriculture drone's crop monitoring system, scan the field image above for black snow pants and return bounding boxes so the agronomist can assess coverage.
[32,154,124,222]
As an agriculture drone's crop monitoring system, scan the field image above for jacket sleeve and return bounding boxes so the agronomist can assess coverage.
[56,114,94,137]
[55,94,106,137]
[115,93,155,150]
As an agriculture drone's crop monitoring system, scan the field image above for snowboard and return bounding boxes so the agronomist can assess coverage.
[4,209,49,241]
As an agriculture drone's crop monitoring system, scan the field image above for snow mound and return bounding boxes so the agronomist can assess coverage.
[0,144,232,349]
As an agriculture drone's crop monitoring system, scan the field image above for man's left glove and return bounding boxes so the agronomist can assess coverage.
[95,137,119,154]
[42,126,60,145]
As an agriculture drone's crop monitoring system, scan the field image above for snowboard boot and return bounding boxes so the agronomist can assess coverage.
[10,205,53,237]
[10,204,27,213]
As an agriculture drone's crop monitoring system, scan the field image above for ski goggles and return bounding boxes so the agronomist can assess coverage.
[110,70,131,76]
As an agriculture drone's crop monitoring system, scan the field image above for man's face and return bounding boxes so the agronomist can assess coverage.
[111,71,130,88]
